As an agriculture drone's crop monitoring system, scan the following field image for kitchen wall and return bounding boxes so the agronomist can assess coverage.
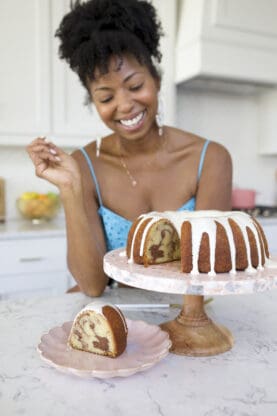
[177,87,277,206]
[1,86,276,220]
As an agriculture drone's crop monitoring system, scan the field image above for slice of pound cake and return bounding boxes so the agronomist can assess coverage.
[68,301,128,358]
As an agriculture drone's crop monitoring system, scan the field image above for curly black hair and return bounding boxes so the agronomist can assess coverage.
[55,0,163,92]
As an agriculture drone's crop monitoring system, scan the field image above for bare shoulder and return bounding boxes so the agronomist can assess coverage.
[167,126,203,148]
[206,139,230,156]
[71,140,97,162]
[167,126,232,163]
[167,126,209,153]
[205,140,232,169]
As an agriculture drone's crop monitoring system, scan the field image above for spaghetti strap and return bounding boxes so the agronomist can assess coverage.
[197,140,210,181]
[79,147,103,206]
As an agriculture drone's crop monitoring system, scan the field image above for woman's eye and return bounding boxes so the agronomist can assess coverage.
[100,96,113,103]
[130,83,143,91]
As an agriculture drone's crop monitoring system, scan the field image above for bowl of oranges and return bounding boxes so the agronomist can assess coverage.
[17,192,60,223]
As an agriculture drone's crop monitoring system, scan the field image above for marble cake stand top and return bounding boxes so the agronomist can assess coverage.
[104,249,277,296]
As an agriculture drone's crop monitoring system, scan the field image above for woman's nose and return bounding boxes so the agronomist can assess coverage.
[116,90,134,114]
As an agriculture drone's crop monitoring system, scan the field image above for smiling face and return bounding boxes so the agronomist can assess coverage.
[89,54,160,141]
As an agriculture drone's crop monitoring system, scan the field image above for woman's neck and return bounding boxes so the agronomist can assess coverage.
[117,126,167,157]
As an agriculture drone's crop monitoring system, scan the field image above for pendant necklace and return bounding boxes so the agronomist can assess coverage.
[119,155,138,187]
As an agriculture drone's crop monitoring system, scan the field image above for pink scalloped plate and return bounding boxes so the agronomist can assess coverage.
[38,319,171,379]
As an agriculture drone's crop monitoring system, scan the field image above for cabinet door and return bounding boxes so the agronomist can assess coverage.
[51,0,111,145]
[176,0,277,84]
[212,0,277,39]
[0,237,67,275]
[0,271,70,300]
[0,0,51,144]
[202,0,277,50]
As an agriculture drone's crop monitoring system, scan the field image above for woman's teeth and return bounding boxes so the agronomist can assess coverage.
[120,111,144,127]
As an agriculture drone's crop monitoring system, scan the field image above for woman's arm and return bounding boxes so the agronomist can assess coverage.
[27,138,108,296]
[63,149,108,296]
[195,141,233,211]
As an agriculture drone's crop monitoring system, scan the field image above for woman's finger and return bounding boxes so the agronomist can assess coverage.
[35,160,48,177]
[28,136,65,156]
[31,148,60,166]
[28,140,63,161]
[28,143,58,157]
[28,136,47,147]
[44,141,66,158]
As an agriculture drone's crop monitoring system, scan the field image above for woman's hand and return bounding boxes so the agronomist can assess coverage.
[26,137,81,192]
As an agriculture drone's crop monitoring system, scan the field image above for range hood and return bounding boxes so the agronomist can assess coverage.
[175,0,277,90]
[177,76,274,96]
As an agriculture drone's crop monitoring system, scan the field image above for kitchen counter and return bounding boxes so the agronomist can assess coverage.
[1,287,277,416]
[0,218,66,240]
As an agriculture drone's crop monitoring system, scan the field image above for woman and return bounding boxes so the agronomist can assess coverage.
[27,0,232,297]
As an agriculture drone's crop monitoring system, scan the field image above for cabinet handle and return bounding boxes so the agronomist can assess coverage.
[19,257,44,262]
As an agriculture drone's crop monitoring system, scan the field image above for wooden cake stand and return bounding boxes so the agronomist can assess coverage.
[104,249,277,357]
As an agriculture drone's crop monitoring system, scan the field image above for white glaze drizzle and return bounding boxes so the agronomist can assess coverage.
[250,222,263,270]
[128,210,268,275]
[127,212,165,263]
[265,257,277,268]
[139,217,162,257]
[75,301,128,333]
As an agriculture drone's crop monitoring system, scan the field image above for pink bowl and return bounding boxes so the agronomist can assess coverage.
[232,188,256,209]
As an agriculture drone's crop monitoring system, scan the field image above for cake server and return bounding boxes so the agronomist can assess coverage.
[116,298,213,310]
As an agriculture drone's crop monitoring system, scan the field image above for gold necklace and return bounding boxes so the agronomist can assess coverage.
[119,155,138,187]
[118,134,166,187]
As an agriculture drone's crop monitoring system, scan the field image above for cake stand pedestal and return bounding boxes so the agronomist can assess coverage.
[104,249,277,357]
[159,294,233,356]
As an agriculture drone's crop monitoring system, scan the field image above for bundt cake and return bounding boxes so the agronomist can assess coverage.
[126,210,270,276]
[68,301,128,357]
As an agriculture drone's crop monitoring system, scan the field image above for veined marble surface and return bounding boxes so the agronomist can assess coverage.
[1,288,277,416]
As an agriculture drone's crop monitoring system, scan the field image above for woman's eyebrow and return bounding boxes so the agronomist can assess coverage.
[123,71,143,83]
[94,72,143,92]
[94,86,112,92]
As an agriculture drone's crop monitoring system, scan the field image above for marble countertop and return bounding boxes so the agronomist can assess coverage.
[0,218,66,240]
[1,287,277,416]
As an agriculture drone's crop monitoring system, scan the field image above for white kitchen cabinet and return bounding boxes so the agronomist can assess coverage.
[0,224,74,300]
[0,0,51,144]
[0,0,110,147]
[176,0,277,86]
[50,0,111,145]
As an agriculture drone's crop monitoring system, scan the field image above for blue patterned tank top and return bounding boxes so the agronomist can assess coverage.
[80,140,210,251]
